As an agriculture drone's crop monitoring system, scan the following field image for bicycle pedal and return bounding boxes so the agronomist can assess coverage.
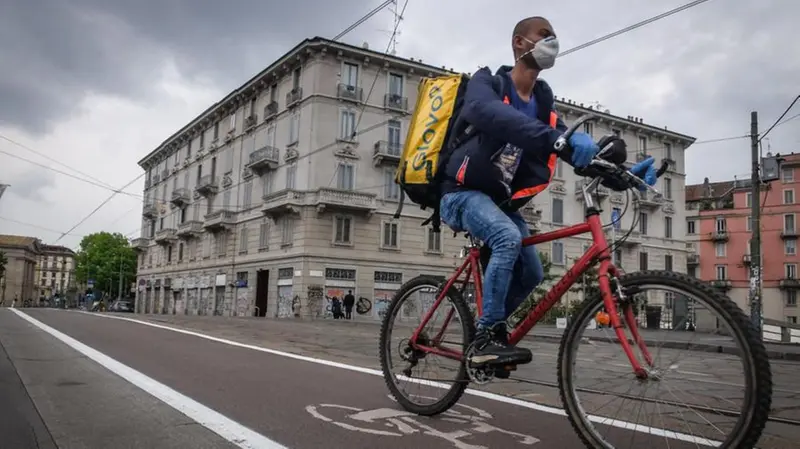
[503,364,517,371]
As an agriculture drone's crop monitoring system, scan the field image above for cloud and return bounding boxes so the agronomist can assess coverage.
[0,0,798,247]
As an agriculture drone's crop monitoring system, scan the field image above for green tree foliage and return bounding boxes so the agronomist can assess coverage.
[0,250,7,278]
[570,256,600,303]
[74,232,137,298]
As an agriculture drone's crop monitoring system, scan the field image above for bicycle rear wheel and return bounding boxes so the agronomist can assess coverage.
[557,270,772,449]
[379,275,475,416]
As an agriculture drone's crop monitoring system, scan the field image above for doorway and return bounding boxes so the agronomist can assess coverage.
[255,269,269,317]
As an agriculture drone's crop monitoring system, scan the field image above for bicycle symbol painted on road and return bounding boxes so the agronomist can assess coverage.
[306,395,540,449]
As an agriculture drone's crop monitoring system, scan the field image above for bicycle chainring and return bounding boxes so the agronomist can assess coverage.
[464,344,494,385]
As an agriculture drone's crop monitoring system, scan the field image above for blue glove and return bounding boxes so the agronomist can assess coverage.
[568,132,599,168]
[630,157,657,191]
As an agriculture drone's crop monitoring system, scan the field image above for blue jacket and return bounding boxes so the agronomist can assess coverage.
[440,66,569,211]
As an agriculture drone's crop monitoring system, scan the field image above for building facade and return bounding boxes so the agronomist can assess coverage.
[0,234,42,306]
[34,244,76,297]
[132,37,696,322]
[686,153,800,324]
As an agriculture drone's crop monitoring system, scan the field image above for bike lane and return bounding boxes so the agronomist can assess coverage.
[22,310,703,449]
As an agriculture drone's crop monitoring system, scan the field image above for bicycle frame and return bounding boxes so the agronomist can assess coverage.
[411,178,655,378]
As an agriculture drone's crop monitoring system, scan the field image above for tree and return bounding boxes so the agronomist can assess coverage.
[508,252,559,325]
[0,250,7,279]
[74,232,137,299]
[570,256,600,304]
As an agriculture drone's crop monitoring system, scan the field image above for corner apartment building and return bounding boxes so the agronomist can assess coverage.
[34,244,76,297]
[0,234,42,305]
[686,153,800,324]
[132,36,696,322]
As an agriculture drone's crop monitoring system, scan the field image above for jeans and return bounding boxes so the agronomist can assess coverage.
[440,190,544,328]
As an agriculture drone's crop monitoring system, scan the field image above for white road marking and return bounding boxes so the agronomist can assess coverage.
[10,309,287,449]
[66,311,720,446]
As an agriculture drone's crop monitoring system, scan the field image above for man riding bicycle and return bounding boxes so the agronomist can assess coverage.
[439,16,658,370]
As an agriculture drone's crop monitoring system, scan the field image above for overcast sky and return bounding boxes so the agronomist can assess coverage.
[0,0,798,249]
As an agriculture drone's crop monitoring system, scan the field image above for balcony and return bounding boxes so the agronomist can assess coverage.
[131,237,150,251]
[170,188,190,207]
[203,209,235,232]
[142,203,158,218]
[313,188,377,216]
[161,169,169,180]
[263,101,278,121]
[262,189,306,218]
[780,229,798,240]
[633,190,664,209]
[373,140,402,166]
[384,93,408,112]
[176,220,203,239]
[337,83,363,102]
[521,206,542,226]
[742,254,752,265]
[710,279,733,290]
[246,146,280,174]
[195,175,219,196]
[154,228,177,245]
[710,231,729,242]
[574,179,610,200]
[779,278,800,289]
[152,173,161,184]
[618,230,643,247]
[687,253,699,265]
[286,87,302,108]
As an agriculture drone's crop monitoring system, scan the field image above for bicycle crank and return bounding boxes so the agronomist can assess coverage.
[464,345,495,385]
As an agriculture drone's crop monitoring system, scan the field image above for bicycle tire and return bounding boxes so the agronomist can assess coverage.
[556,270,772,449]
[379,275,475,416]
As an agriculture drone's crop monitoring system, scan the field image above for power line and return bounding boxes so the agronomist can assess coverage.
[759,94,800,142]
[0,216,85,238]
[332,0,394,41]
[559,0,716,58]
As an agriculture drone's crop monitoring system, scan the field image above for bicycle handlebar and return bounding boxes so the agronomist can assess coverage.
[555,113,669,195]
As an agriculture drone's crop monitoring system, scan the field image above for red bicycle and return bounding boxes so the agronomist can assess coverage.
[379,115,772,448]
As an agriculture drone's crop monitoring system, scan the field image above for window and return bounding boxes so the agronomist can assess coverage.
[340,110,356,141]
[336,162,355,190]
[687,220,696,234]
[382,221,399,248]
[555,159,564,178]
[281,217,293,245]
[639,252,648,270]
[638,212,648,235]
[785,239,797,255]
[583,122,593,137]
[613,249,622,266]
[387,120,402,155]
[292,67,301,89]
[243,181,253,208]
[785,263,797,279]
[334,216,352,244]
[213,121,220,140]
[687,266,696,278]
[552,242,565,265]
[261,172,273,196]
[716,264,727,280]
[223,189,231,209]
[216,231,228,256]
[289,112,300,144]
[664,254,673,271]
[745,192,752,208]
[664,142,673,160]
[286,163,297,189]
[664,216,673,239]
[716,217,727,233]
[384,169,399,200]
[172,176,178,191]
[265,126,276,147]
[259,221,269,249]
[786,290,797,307]
[785,189,795,205]
[788,316,798,324]
[638,135,647,153]
[229,112,236,131]
[664,178,672,199]
[167,245,173,263]
[389,73,403,96]
[782,167,794,183]
[551,198,564,224]
[612,207,622,230]
[747,215,753,232]
[715,242,726,257]
[183,171,190,189]
[343,62,358,87]
[239,226,249,253]
[426,228,442,253]
[785,214,796,232]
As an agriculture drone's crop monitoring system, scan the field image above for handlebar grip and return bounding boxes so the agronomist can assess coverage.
[554,113,596,152]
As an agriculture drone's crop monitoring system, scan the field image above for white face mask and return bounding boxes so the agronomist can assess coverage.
[516,36,560,70]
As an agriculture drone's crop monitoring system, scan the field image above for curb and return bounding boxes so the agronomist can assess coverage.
[529,333,800,362]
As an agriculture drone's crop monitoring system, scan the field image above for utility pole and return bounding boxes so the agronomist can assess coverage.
[749,111,763,333]
[117,255,123,301]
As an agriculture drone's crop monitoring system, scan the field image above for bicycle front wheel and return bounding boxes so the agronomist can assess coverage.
[557,270,772,449]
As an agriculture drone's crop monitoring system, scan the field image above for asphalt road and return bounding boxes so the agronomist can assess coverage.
[2,309,796,449]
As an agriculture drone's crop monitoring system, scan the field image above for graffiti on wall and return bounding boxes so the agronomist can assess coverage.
[277,285,294,318]
[306,285,324,318]
[235,288,249,317]
[373,289,395,320]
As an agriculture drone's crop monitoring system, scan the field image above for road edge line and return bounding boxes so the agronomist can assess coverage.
[9,309,289,449]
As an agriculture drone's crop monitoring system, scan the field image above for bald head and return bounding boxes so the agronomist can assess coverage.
[512,16,555,58]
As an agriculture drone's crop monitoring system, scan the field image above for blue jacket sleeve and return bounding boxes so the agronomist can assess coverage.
[459,68,563,157]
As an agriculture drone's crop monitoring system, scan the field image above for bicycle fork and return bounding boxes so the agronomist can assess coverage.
[599,269,655,380]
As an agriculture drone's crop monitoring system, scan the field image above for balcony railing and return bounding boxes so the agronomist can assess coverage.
[710,231,729,242]
[779,278,800,289]
[263,101,278,120]
[203,209,235,231]
[687,253,699,265]
[170,188,190,206]
[195,175,219,196]
[314,188,377,215]
[337,83,363,102]
[131,237,150,251]
[247,146,280,174]
[262,189,306,218]
[286,87,302,107]
[574,179,610,199]
[142,203,158,218]
[633,190,664,209]
[710,279,733,290]
[154,228,177,244]
[373,140,402,165]
[176,220,203,238]
[781,229,798,240]
[384,93,408,112]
